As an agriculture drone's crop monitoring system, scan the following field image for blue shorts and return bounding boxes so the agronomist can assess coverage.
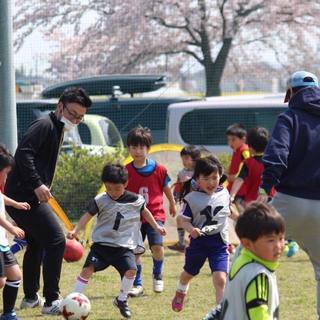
[184,233,229,276]
[141,221,164,247]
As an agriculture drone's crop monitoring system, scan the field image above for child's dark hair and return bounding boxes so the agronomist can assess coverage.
[246,127,269,153]
[127,126,152,148]
[180,145,201,161]
[0,144,14,171]
[236,202,285,241]
[179,155,227,201]
[58,87,92,109]
[101,164,128,184]
[226,123,247,139]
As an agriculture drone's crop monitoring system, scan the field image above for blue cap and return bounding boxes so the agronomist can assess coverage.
[284,71,319,102]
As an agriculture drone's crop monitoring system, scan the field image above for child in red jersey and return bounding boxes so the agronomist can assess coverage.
[226,124,250,210]
[229,127,272,206]
[125,126,176,297]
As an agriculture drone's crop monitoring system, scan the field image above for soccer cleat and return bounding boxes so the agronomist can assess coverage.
[113,297,131,318]
[20,293,44,309]
[153,275,164,293]
[203,304,222,320]
[128,285,144,297]
[168,242,185,253]
[41,299,61,315]
[172,291,186,312]
[0,311,20,320]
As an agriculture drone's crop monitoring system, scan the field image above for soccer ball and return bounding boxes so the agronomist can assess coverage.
[64,239,84,262]
[60,292,91,320]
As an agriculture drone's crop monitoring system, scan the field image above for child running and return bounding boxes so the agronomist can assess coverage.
[68,164,166,319]
[171,155,230,312]
[125,126,176,297]
[0,145,25,320]
[168,145,201,253]
[203,202,285,320]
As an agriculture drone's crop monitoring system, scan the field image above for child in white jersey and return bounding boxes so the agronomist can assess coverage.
[172,155,230,313]
[203,201,285,320]
[0,145,25,320]
[68,164,166,319]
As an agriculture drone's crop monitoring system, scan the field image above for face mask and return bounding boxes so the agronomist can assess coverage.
[60,116,77,132]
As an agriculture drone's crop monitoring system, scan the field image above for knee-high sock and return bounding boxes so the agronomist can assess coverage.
[118,276,135,301]
[153,258,164,278]
[3,279,21,314]
[133,264,142,286]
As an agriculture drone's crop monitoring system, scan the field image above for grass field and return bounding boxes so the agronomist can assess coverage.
[14,248,317,320]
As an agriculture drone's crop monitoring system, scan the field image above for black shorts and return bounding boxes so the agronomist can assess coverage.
[0,250,18,277]
[83,243,136,278]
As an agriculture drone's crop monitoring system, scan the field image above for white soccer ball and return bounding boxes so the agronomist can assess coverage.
[60,292,91,320]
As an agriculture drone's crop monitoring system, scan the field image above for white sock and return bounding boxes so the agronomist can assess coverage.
[74,276,89,293]
[177,281,189,293]
[118,276,135,301]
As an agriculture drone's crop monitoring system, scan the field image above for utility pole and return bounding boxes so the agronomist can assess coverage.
[0,0,17,152]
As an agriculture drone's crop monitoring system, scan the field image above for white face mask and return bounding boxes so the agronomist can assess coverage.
[60,116,77,132]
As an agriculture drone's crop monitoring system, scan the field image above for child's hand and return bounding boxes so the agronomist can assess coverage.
[169,203,177,217]
[156,226,166,236]
[190,228,201,239]
[14,201,31,210]
[67,229,77,239]
[10,226,25,239]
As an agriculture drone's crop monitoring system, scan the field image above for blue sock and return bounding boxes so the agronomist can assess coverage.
[10,238,27,254]
[134,264,142,286]
[153,258,164,279]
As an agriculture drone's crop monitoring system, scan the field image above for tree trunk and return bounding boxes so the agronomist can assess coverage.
[205,37,232,97]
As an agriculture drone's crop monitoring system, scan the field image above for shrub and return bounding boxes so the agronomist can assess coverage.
[51,147,125,220]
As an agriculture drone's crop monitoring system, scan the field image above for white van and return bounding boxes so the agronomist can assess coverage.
[166,94,286,153]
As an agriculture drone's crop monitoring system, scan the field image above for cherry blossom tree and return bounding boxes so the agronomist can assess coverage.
[14,0,320,96]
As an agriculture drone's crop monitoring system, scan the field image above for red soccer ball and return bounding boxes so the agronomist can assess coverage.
[64,239,84,263]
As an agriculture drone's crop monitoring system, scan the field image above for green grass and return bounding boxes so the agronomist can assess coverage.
[14,249,316,320]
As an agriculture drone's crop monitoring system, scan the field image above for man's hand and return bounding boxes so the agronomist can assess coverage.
[67,229,77,239]
[190,228,201,239]
[34,184,52,202]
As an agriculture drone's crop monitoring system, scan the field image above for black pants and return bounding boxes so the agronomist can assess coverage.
[6,202,65,304]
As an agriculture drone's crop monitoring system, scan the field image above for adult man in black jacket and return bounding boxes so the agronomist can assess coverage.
[5,87,92,315]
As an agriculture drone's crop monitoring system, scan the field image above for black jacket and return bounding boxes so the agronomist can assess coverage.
[5,112,64,202]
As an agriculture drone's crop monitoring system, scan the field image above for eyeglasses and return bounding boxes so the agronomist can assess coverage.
[63,104,84,121]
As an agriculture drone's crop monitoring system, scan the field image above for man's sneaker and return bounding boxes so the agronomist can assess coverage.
[113,297,131,318]
[168,242,185,253]
[128,285,144,297]
[41,299,61,315]
[20,293,44,309]
[171,291,186,312]
[203,304,222,320]
[153,275,164,293]
[0,311,20,320]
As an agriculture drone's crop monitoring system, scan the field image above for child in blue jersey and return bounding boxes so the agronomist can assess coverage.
[171,155,230,312]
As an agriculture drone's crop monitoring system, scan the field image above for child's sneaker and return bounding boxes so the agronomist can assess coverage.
[41,299,61,315]
[20,293,44,309]
[203,304,222,320]
[171,291,186,312]
[128,285,144,297]
[0,311,20,320]
[168,242,185,253]
[153,275,164,293]
[113,297,131,318]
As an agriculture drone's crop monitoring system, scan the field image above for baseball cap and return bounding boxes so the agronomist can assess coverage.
[284,71,319,102]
